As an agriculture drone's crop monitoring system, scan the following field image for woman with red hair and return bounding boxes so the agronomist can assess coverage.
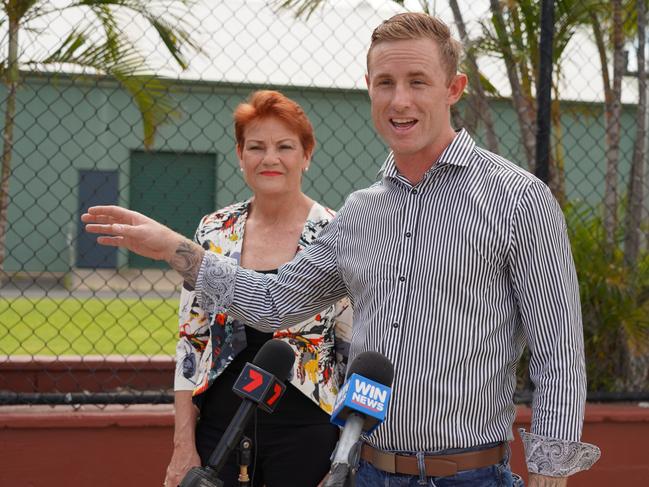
[164,90,351,487]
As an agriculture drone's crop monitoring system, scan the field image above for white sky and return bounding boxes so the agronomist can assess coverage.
[0,0,640,103]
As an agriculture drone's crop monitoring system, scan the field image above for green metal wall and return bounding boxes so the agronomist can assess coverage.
[1,75,388,272]
[0,73,639,272]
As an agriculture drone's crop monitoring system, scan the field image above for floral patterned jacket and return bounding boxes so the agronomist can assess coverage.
[174,200,352,414]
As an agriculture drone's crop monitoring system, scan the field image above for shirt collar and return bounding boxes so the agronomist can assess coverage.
[381,129,476,183]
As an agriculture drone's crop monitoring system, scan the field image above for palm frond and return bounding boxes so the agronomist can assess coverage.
[5,0,42,21]
[33,27,177,148]
[141,17,193,69]
[271,0,328,19]
[89,1,199,68]
[22,0,198,69]
[115,73,179,148]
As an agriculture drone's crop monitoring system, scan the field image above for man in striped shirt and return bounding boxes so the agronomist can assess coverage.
[84,12,600,487]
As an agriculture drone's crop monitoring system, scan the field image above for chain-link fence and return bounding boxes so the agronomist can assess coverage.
[1,0,648,407]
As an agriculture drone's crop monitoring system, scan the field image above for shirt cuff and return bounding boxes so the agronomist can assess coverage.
[518,428,601,477]
[174,375,196,391]
[195,251,237,314]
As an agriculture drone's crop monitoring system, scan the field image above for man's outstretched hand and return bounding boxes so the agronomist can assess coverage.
[82,205,205,287]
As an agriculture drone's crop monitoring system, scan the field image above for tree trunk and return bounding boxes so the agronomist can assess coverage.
[0,14,20,273]
[550,98,566,205]
[622,0,649,394]
[601,1,624,248]
[449,0,499,153]
[489,0,536,169]
[625,0,646,268]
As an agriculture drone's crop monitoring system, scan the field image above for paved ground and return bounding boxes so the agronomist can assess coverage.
[0,281,179,300]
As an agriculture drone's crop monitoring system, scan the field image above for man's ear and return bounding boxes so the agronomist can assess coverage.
[447,73,468,105]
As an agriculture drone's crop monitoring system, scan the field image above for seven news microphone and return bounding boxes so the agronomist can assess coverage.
[179,339,295,487]
[323,351,395,487]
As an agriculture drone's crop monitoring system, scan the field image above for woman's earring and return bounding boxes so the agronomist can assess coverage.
[303,166,309,173]
[239,167,243,172]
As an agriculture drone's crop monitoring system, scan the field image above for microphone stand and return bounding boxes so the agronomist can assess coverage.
[323,439,362,487]
[179,403,256,487]
[237,436,252,487]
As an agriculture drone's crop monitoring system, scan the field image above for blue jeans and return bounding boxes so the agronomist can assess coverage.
[355,443,525,487]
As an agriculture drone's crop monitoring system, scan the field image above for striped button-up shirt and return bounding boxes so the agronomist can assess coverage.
[197,130,595,474]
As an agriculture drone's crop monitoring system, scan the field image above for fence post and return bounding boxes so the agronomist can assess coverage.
[535,0,555,184]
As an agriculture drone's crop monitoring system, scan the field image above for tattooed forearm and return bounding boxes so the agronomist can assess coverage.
[169,239,205,288]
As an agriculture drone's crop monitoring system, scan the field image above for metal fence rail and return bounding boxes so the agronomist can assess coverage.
[1,0,648,406]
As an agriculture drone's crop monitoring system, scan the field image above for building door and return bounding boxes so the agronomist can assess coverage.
[77,170,118,268]
[128,151,216,269]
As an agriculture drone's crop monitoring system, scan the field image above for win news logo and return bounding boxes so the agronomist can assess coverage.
[331,373,391,433]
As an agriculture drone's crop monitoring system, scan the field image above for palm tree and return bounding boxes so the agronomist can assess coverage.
[482,0,603,204]
[589,0,626,248]
[625,0,647,269]
[275,0,501,153]
[486,0,537,172]
[0,0,197,271]
[449,0,499,153]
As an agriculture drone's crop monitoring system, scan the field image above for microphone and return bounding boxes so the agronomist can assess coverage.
[180,339,295,487]
[324,351,394,487]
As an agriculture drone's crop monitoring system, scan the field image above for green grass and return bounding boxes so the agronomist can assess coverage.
[0,297,179,355]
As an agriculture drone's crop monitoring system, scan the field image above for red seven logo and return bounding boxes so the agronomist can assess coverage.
[266,383,282,406]
[243,369,263,392]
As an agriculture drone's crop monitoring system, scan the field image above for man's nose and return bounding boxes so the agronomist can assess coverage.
[391,83,411,111]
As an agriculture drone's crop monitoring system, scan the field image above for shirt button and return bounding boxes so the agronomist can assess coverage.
[392,322,399,329]
[405,232,412,238]
[411,189,418,195]
[399,276,406,282]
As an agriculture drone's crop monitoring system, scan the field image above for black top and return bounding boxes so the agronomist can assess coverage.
[199,269,330,428]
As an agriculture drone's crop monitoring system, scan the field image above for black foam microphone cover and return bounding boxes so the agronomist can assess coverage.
[252,338,295,381]
[345,350,394,387]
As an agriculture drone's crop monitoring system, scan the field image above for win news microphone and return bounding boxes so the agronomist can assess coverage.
[180,339,295,487]
[324,351,395,487]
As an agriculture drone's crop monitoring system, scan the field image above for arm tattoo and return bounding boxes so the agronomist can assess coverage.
[169,239,205,288]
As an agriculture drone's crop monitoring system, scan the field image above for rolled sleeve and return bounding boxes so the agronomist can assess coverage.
[519,429,601,476]
[195,251,238,313]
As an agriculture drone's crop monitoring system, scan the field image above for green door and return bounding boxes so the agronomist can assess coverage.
[129,151,216,269]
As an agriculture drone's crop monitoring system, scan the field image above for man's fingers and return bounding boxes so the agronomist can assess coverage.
[96,236,125,246]
[85,223,136,237]
[87,205,138,221]
[85,223,119,235]
[80,213,115,224]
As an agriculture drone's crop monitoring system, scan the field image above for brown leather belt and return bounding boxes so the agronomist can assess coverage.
[360,443,506,477]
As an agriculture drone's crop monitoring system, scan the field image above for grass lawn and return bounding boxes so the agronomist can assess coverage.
[0,297,179,355]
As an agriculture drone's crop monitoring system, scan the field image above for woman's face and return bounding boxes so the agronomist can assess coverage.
[237,117,310,197]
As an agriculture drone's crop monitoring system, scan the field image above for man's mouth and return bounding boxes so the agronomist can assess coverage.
[390,118,417,130]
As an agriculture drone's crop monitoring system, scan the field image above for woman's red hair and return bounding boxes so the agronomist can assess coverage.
[234,90,315,156]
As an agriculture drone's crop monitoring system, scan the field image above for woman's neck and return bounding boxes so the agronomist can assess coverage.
[248,191,313,224]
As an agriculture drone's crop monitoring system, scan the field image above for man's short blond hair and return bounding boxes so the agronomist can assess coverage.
[367,12,463,83]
